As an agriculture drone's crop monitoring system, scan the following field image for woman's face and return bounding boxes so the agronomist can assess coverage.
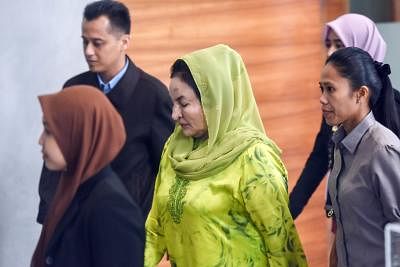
[38,119,67,171]
[169,77,208,138]
[319,63,361,132]
[325,29,345,57]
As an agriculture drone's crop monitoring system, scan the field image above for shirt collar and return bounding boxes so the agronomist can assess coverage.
[332,112,376,154]
[97,58,129,94]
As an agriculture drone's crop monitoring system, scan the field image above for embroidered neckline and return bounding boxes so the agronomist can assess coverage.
[168,177,189,224]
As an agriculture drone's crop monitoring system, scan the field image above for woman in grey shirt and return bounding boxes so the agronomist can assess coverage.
[319,47,400,267]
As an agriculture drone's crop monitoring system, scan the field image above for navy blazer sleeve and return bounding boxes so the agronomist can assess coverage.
[138,82,174,216]
[289,117,332,219]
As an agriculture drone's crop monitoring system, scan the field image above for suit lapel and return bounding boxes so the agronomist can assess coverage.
[107,57,140,110]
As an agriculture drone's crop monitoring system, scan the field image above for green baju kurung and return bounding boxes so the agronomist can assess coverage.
[145,44,307,267]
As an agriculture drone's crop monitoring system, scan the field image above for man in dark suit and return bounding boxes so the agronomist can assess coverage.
[37,0,174,223]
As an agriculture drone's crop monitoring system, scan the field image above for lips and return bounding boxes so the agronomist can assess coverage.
[180,123,190,129]
[322,107,333,113]
[86,59,97,65]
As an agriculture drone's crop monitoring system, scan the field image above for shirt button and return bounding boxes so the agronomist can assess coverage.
[45,256,53,265]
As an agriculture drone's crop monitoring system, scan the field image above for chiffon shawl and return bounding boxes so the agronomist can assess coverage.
[167,44,280,180]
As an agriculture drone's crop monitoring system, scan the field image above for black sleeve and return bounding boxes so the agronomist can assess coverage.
[89,196,145,267]
[289,117,332,219]
[150,86,174,171]
[140,86,174,215]
[36,165,61,224]
[393,89,400,121]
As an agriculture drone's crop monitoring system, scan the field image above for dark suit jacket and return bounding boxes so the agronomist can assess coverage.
[37,58,174,223]
[44,166,145,267]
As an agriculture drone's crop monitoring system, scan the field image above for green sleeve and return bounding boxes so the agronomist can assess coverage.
[144,214,165,267]
[240,143,308,267]
[144,158,167,266]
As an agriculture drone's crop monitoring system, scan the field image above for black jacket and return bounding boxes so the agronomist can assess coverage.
[44,166,144,267]
[289,89,400,219]
[37,58,174,223]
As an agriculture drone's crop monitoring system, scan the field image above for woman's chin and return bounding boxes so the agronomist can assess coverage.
[323,114,337,127]
[181,129,194,137]
[45,161,65,171]
[326,120,341,129]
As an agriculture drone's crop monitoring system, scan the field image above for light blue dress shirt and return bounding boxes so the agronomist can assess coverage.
[97,59,129,94]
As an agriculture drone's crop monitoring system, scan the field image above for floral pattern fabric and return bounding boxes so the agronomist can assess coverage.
[145,143,307,267]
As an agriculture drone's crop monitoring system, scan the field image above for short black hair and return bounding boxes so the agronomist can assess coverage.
[170,59,201,100]
[84,0,131,34]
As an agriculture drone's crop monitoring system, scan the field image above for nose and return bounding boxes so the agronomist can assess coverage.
[171,105,182,121]
[327,46,336,57]
[38,130,45,146]
[84,42,94,58]
[320,92,328,105]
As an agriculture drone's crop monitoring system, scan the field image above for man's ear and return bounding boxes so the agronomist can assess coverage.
[121,34,131,51]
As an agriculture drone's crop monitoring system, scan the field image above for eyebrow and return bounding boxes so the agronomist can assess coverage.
[326,38,341,42]
[175,96,185,102]
[319,81,333,86]
[81,36,104,42]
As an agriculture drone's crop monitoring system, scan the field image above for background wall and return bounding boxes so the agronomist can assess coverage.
[350,0,393,22]
[0,1,90,266]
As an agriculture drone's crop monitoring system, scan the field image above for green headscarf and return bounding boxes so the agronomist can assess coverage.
[167,44,281,180]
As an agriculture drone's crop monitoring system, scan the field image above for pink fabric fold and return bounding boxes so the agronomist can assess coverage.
[323,13,387,62]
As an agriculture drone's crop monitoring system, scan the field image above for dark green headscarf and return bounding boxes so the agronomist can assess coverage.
[167,44,281,180]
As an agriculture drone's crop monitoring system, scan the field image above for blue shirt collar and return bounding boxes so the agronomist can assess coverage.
[97,58,129,94]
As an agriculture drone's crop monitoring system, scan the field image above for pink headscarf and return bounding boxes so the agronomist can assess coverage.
[323,13,387,62]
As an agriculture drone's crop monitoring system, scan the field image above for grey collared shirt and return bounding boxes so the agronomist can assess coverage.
[329,112,400,267]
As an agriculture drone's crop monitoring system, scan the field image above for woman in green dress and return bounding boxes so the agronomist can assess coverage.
[145,44,307,267]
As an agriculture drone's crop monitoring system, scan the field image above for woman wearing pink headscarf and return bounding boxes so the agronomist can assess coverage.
[323,13,387,61]
[290,13,400,219]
